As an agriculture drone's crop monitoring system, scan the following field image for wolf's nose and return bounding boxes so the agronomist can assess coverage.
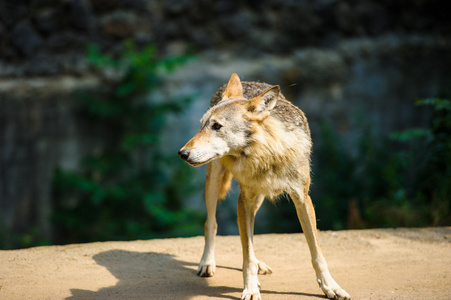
[178,149,190,160]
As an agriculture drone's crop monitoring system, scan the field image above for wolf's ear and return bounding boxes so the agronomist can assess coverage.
[248,85,280,121]
[222,73,243,100]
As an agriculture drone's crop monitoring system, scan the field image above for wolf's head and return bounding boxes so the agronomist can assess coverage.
[178,73,280,167]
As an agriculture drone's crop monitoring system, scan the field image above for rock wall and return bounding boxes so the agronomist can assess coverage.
[0,77,100,246]
[1,0,450,245]
[1,0,449,76]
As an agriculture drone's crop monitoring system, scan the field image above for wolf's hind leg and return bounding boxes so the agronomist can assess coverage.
[290,189,350,300]
[198,160,232,277]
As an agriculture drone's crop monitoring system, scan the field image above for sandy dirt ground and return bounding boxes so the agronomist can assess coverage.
[1,227,450,300]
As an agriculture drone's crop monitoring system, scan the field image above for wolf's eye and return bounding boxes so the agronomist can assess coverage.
[212,122,222,130]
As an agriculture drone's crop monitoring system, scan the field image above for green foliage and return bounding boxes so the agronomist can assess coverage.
[390,98,451,226]
[52,42,203,244]
[0,226,51,250]
[349,97,450,229]
[312,123,356,230]
[268,97,451,232]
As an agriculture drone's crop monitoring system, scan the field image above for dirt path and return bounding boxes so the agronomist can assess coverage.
[1,227,450,300]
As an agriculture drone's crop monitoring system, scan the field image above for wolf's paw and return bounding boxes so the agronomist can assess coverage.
[241,289,261,300]
[317,276,350,300]
[257,261,272,275]
[197,262,215,277]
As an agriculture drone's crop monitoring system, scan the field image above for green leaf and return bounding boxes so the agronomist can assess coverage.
[390,128,432,142]
[416,98,451,111]
[48,41,202,247]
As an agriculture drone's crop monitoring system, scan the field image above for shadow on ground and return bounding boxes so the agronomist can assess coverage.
[67,250,239,299]
[67,249,325,299]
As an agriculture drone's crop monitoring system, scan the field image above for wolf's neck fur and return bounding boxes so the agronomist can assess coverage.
[220,116,311,199]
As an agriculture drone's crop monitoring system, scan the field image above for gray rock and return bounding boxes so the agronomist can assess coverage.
[89,0,118,13]
[164,0,190,15]
[47,31,84,50]
[0,0,28,28]
[25,53,61,75]
[218,11,252,39]
[101,12,135,38]
[31,0,63,8]
[34,7,66,34]
[122,0,147,10]
[70,0,94,31]
[10,21,43,57]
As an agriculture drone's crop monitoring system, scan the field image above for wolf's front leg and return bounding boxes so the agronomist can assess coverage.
[291,192,350,300]
[238,189,261,300]
[198,161,228,277]
[254,194,272,275]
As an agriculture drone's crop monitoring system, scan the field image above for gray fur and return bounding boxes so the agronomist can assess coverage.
[210,81,311,137]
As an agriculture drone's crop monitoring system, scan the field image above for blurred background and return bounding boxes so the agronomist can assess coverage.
[1,0,450,249]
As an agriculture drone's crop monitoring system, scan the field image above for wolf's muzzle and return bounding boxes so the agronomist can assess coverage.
[178,149,190,161]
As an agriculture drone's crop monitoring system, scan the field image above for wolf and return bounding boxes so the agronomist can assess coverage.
[178,74,350,300]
